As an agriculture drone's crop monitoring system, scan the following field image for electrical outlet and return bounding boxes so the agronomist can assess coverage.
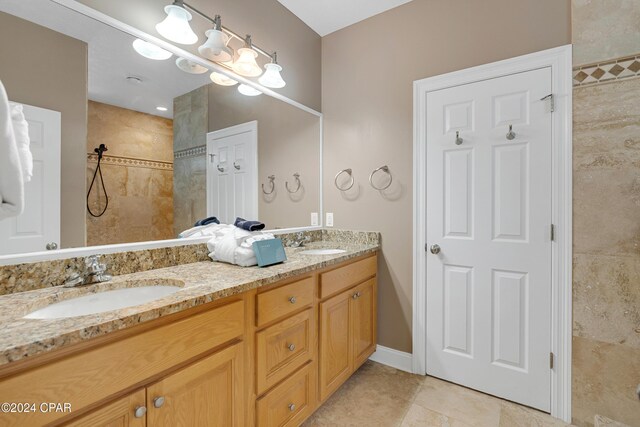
[326,212,334,227]
[310,212,319,226]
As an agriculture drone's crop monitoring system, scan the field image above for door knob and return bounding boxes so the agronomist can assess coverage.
[46,242,58,250]
[430,244,441,254]
[134,406,147,418]
[153,396,165,408]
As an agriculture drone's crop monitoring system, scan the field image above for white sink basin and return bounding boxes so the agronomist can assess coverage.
[24,286,182,320]
[298,249,346,256]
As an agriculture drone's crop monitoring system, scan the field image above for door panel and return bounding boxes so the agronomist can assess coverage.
[351,279,376,368]
[319,290,352,401]
[64,389,146,427]
[426,67,552,411]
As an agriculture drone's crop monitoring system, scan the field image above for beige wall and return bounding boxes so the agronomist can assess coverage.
[321,0,571,353]
[86,101,174,246]
[76,0,321,111]
[0,12,87,249]
[208,84,320,229]
[571,1,640,425]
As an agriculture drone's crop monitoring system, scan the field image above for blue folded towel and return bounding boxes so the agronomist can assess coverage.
[234,217,265,231]
[194,216,220,226]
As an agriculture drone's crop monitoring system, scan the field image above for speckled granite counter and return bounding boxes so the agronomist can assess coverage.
[0,239,378,366]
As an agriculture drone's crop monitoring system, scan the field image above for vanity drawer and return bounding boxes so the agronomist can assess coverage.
[319,255,377,299]
[256,308,314,395]
[257,276,314,327]
[0,299,245,427]
[256,363,315,427]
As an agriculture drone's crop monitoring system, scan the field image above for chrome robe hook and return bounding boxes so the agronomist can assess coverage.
[506,125,516,140]
[455,131,463,145]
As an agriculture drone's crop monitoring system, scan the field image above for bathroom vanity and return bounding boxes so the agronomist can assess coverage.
[0,236,378,426]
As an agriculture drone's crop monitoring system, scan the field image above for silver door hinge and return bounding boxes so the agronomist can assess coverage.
[540,94,555,112]
[550,224,555,241]
[550,352,554,369]
[425,243,428,252]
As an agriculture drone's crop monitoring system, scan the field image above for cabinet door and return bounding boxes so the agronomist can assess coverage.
[146,343,244,427]
[351,279,377,368]
[318,290,352,401]
[64,389,146,427]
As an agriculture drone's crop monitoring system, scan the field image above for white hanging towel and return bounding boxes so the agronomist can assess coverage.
[0,79,24,220]
[9,102,32,182]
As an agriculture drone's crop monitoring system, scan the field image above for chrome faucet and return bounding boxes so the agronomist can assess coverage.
[289,232,310,248]
[63,255,112,287]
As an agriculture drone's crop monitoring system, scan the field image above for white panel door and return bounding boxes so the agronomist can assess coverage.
[206,121,258,224]
[425,68,552,411]
[0,103,60,255]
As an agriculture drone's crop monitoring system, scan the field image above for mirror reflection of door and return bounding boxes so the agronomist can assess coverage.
[206,121,258,224]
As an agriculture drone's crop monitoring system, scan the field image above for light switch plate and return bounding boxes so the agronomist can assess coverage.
[311,212,319,226]
[326,212,334,227]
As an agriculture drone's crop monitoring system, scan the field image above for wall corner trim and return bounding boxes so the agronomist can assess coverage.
[368,345,414,373]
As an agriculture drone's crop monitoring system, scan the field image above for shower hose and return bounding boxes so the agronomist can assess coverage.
[87,144,109,217]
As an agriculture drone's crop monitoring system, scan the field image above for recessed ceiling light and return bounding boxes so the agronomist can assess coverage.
[156,106,168,111]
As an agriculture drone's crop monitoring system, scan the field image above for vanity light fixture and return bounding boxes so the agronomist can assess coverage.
[238,84,262,96]
[210,72,238,86]
[258,52,286,88]
[198,15,233,62]
[156,0,198,45]
[233,36,263,77]
[175,57,208,74]
[156,106,168,111]
[132,39,172,60]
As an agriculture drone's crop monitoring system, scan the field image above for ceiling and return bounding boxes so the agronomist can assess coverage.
[277,0,413,36]
[0,0,211,118]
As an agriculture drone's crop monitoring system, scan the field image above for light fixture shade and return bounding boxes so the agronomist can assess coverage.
[258,63,286,88]
[232,47,262,77]
[198,29,233,62]
[155,5,198,45]
[175,57,207,74]
[238,84,262,96]
[132,39,172,60]
[210,72,238,86]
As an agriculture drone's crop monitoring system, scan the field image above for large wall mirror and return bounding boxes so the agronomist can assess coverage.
[0,0,321,258]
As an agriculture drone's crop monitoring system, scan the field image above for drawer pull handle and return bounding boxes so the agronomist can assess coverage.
[153,396,165,409]
[134,406,147,418]
[352,291,361,299]
[289,296,297,304]
[288,403,296,412]
[288,343,296,352]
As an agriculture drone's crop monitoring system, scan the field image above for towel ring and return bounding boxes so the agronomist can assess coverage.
[262,175,275,195]
[233,161,241,170]
[285,173,301,193]
[334,168,354,191]
[217,164,225,173]
[369,165,392,191]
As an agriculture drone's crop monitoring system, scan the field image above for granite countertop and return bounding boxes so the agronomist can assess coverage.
[0,240,378,366]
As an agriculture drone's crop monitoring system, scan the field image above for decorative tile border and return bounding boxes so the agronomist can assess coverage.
[174,145,207,159]
[87,154,173,171]
[573,53,640,87]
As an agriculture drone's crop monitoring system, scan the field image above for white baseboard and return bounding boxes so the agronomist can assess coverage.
[368,345,413,373]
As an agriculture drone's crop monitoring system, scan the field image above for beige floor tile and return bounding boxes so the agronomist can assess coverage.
[499,401,569,427]
[400,404,474,427]
[412,377,502,427]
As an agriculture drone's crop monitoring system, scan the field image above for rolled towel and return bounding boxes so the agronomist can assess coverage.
[0,80,24,220]
[194,216,220,226]
[179,223,230,238]
[234,217,265,231]
[9,102,32,183]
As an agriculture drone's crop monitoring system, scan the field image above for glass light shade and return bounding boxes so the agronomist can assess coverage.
[132,39,172,60]
[238,84,262,96]
[155,5,198,45]
[210,72,238,86]
[232,48,262,77]
[198,29,233,62]
[175,57,207,74]
[258,63,286,88]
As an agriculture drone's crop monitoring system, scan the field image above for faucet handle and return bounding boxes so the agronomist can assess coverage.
[84,255,106,274]
[63,272,84,288]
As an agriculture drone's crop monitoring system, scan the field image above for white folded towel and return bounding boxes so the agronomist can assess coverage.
[0,80,24,220]
[179,223,232,238]
[9,102,32,183]
[206,226,275,267]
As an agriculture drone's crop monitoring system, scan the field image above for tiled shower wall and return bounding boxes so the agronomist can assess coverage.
[86,101,174,245]
[571,2,640,426]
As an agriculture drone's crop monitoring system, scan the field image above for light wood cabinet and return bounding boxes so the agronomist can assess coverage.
[146,343,244,427]
[63,389,146,427]
[352,279,377,368]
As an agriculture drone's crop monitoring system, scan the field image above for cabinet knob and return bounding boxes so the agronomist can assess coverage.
[134,406,147,418]
[288,343,296,352]
[153,396,165,408]
[352,291,361,299]
[289,296,297,304]
[288,403,296,412]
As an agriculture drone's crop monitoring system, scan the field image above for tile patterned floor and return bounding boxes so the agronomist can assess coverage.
[303,361,571,427]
